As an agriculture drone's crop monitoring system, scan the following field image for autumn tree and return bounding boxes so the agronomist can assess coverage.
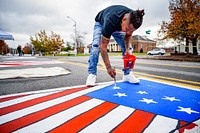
[0,40,9,55]
[48,31,64,52]
[30,30,47,53]
[0,40,6,54]
[158,0,200,55]
[30,30,64,54]
[22,43,32,54]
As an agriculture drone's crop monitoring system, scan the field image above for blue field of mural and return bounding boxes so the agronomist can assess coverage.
[86,79,200,122]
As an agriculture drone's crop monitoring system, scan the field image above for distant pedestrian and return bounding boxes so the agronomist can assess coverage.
[32,47,35,56]
[140,48,143,53]
[39,51,42,56]
[17,45,22,56]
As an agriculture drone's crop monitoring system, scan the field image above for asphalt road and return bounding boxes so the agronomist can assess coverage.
[0,55,200,95]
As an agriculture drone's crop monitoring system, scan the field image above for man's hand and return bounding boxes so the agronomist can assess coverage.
[125,49,130,55]
[107,67,116,78]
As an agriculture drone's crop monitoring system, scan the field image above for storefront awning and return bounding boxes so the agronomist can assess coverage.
[0,29,14,40]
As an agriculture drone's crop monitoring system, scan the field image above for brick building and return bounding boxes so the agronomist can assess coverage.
[108,35,156,52]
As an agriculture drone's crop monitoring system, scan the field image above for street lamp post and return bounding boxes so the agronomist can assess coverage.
[67,16,77,53]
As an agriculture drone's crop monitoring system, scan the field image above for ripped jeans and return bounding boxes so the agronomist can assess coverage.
[88,22,131,75]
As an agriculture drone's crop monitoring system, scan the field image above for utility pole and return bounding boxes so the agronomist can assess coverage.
[67,16,77,54]
[145,30,151,50]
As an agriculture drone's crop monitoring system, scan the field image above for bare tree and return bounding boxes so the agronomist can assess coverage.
[71,32,86,52]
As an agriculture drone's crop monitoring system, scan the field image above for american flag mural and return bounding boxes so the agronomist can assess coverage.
[0,79,199,133]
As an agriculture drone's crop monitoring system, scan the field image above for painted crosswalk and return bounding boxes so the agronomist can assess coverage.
[0,80,199,133]
[0,61,63,67]
[0,60,69,79]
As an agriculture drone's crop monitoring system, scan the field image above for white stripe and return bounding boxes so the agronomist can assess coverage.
[13,98,104,133]
[194,118,200,127]
[0,84,107,125]
[80,105,135,133]
[143,115,178,133]
[0,85,82,99]
[0,80,113,98]
[0,91,57,108]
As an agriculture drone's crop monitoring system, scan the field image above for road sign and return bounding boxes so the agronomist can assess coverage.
[146,30,151,34]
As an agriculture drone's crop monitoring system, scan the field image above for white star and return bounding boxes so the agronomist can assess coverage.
[137,91,148,94]
[113,92,127,97]
[177,106,199,114]
[139,98,158,104]
[162,96,181,102]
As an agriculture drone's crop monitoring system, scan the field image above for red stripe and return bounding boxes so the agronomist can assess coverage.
[0,65,22,67]
[112,110,155,133]
[0,63,34,67]
[49,102,118,133]
[0,96,91,133]
[0,94,29,102]
[178,121,198,133]
[0,63,22,65]
[0,86,90,116]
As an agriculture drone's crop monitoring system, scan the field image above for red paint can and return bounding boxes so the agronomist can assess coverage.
[123,54,136,70]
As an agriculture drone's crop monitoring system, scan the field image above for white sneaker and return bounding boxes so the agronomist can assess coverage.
[123,72,140,83]
[86,74,96,86]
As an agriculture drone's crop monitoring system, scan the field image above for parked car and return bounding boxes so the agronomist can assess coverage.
[147,48,166,55]
[6,53,11,56]
[59,51,68,54]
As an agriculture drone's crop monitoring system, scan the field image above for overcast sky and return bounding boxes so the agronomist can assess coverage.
[0,0,170,48]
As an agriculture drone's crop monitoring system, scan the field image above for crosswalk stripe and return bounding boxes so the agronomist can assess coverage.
[0,85,107,125]
[49,102,118,133]
[0,86,89,116]
[112,110,156,133]
[13,99,104,133]
[0,96,91,133]
[0,94,29,102]
[80,105,135,133]
[0,91,57,108]
[143,115,178,133]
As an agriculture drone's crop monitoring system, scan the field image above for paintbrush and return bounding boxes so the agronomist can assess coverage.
[114,76,116,87]
[114,67,116,87]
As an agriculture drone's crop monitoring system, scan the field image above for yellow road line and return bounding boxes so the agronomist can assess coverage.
[114,69,200,89]
[56,59,200,89]
[134,72,200,85]
[137,62,200,69]
[98,60,106,68]
[137,76,200,90]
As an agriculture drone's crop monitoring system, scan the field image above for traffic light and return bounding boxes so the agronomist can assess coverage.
[146,30,151,34]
